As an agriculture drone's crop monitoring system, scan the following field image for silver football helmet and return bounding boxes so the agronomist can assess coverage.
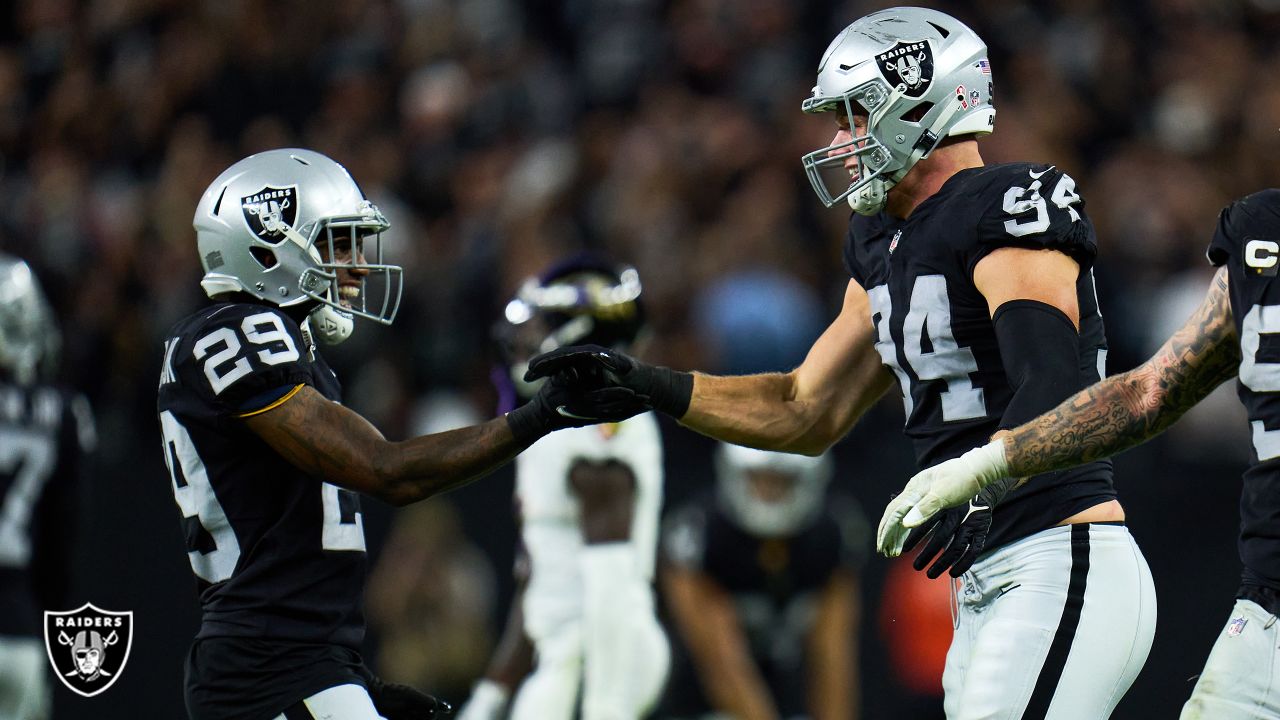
[715,443,833,538]
[0,254,59,386]
[193,148,402,344]
[801,7,996,215]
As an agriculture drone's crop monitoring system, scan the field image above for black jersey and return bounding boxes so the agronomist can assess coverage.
[660,495,865,717]
[0,380,93,638]
[157,302,367,650]
[1207,189,1280,589]
[846,162,1116,551]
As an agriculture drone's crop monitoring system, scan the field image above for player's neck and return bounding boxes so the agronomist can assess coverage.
[886,140,984,219]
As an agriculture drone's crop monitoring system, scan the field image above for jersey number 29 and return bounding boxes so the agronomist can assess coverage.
[159,410,365,584]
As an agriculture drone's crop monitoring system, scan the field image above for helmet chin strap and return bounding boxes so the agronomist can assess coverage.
[308,303,354,345]
[848,178,889,215]
[280,224,355,345]
[847,87,963,216]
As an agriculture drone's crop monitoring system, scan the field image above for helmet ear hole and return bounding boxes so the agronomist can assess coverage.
[903,101,934,123]
[250,247,278,270]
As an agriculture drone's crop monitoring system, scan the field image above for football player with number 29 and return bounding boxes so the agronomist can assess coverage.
[530,7,1156,717]
[878,191,1280,719]
[158,149,642,720]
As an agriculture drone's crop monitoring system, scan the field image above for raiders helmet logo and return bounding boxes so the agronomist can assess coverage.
[241,185,299,243]
[875,40,934,98]
[44,603,133,697]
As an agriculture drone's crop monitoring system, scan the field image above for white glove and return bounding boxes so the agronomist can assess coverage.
[876,440,1010,557]
[456,679,510,720]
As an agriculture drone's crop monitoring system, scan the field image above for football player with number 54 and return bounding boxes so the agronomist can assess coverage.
[158,149,644,720]
[529,7,1156,717]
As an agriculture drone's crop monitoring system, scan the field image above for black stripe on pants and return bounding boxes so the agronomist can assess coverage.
[282,701,314,720]
[1024,523,1091,718]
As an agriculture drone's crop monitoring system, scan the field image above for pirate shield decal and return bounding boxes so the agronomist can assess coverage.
[240,184,299,243]
[44,603,133,697]
[875,40,935,98]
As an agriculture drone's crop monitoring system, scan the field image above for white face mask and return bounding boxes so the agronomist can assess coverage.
[307,304,354,345]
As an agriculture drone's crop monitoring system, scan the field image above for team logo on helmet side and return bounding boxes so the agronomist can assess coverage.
[44,603,133,697]
[875,40,934,98]
[240,185,299,243]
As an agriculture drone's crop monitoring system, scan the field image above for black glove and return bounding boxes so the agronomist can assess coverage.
[367,675,453,719]
[902,497,992,579]
[901,476,1015,579]
[505,367,649,445]
[524,345,694,418]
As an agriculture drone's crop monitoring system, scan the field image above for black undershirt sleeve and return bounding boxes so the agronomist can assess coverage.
[991,299,1084,430]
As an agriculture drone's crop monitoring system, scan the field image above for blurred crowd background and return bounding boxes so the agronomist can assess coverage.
[2,0,1277,717]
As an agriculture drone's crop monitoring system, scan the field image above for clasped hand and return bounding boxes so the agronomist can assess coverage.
[504,344,665,445]
[524,344,693,419]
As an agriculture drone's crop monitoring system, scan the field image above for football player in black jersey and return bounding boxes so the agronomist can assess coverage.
[0,253,95,719]
[660,443,862,720]
[160,149,644,720]
[528,7,1156,717]
[880,190,1280,718]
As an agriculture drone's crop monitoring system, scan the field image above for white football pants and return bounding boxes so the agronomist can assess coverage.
[943,523,1156,719]
[511,615,669,720]
[1181,597,1280,719]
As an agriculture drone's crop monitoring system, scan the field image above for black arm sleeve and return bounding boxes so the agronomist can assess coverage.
[991,299,1084,429]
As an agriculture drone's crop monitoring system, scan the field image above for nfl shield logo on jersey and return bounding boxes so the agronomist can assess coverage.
[240,185,299,242]
[43,603,133,697]
[1227,616,1248,637]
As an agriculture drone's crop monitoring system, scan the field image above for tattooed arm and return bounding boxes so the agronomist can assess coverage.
[1002,266,1241,477]
[877,268,1242,554]
[244,385,524,506]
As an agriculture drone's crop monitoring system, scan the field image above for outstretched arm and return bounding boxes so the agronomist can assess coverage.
[525,279,893,456]
[1003,266,1240,476]
[244,386,526,506]
[679,279,895,455]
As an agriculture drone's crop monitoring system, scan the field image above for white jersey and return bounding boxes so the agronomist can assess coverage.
[515,412,663,641]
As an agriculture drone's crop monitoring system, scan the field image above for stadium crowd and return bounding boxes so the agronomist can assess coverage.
[1,0,1278,717]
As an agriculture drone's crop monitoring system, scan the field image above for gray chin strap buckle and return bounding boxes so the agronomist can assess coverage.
[308,304,354,346]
